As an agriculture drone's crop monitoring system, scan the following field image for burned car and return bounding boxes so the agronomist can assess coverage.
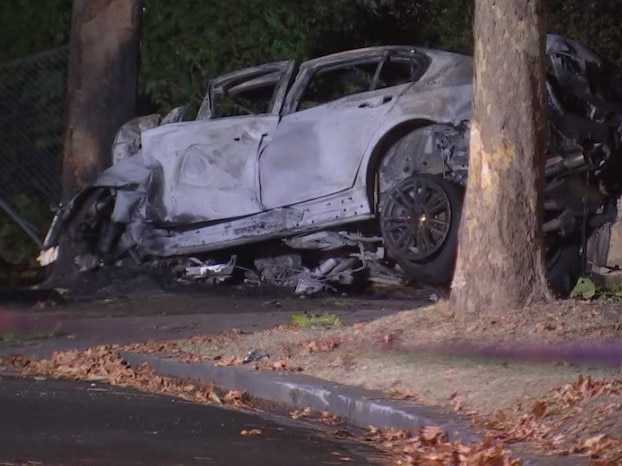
[39,35,622,294]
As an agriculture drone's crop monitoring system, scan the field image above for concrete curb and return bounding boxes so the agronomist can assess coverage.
[121,351,480,443]
[121,353,587,465]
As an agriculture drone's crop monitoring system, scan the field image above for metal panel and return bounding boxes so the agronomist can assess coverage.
[144,187,372,257]
[141,116,278,223]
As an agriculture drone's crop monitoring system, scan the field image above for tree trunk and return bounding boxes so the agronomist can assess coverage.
[450,0,552,315]
[61,0,142,199]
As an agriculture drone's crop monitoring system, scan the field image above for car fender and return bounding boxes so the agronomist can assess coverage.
[42,151,151,251]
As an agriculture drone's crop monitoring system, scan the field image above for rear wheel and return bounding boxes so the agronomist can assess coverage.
[380,172,585,293]
[380,174,463,286]
[545,238,583,296]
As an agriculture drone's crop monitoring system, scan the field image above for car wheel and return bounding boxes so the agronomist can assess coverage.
[379,174,463,286]
[545,239,583,296]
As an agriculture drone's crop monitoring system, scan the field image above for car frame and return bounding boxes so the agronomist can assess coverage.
[39,35,622,294]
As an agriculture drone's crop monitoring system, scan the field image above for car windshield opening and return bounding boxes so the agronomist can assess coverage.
[211,72,282,118]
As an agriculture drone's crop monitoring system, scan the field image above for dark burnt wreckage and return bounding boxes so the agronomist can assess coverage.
[38,35,622,295]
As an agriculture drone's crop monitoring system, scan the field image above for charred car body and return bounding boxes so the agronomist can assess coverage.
[39,35,622,294]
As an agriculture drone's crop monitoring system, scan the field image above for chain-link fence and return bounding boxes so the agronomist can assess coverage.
[0,46,68,264]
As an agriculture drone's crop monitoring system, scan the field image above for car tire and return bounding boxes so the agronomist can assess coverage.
[379,174,463,286]
[545,239,583,296]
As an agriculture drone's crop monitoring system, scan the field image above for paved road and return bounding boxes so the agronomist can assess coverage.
[0,281,432,358]
[0,376,383,466]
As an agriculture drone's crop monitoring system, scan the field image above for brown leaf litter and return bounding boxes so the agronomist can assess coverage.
[479,375,622,464]
[124,298,622,463]
[0,345,251,409]
[364,426,518,466]
[0,345,521,465]
[3,297,621,464]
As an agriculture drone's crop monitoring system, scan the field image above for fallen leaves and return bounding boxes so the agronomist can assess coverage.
[303,337,341,354]
[381,332,402,347]
[214,356,244,367]
[124,331,251,363]
[287,407,340,425]
[419,426,443,444]
[4,299,621,466]
[448,392,476,416]
[319,410,340,425]
[0,347,251,409]
[579,433,619,459]
[223,389,249,407]
[531,400,547,420]
[289,406,312,420]
[8,346,137,385]
[329,451,354,462]
[246,356,303,372]
[364,426,518,466]
[555,375,622,405]
[208,391,222,404]
[480,374,622,463]
[240,428,262,436]
[583,433,606,449]
[389,389,420,401]
[269,359,289,370]
[125,340,186,357]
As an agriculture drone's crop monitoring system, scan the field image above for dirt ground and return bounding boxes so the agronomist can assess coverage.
[129,297,622,464]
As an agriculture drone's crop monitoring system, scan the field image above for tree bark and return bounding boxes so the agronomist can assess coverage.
[450,0,552,315]
[62,0,142,199]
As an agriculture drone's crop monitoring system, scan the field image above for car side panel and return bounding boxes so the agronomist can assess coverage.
[258,85,409,209]
[141,116,278,224]
[143,186,372,257]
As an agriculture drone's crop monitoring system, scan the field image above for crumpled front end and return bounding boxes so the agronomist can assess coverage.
[38,151,152,269]
[37,105,188,269]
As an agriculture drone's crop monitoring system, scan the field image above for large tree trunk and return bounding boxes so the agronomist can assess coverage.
[62,0,142,199]
[49,0,141,287]
[450,0,552,314]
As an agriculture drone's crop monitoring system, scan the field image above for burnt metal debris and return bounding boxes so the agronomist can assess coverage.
[39,35,622,295]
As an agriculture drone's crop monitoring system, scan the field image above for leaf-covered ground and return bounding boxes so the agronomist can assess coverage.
[1,297,620,464]
[124,298,622,464]
[1,345,519,465]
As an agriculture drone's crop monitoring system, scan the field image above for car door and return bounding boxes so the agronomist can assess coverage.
[258,51,417,209]
[142,61,294,224]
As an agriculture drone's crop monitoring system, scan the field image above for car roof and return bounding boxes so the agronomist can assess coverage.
[301,45,469,68]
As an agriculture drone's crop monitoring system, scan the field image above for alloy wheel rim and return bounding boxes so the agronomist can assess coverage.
[381,177,452,261]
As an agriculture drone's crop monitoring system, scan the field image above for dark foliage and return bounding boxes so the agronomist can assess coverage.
[0,0,621,265]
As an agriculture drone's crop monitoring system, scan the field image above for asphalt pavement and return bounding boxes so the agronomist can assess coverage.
[0,284,429,359]
[0,376,383,466]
